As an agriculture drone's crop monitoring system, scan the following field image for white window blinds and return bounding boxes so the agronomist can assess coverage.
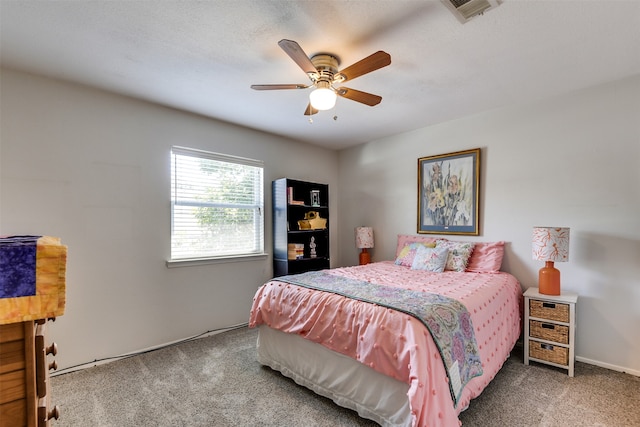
[170,146,264,260]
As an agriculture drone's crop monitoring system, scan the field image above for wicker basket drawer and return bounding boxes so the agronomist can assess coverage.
[529,320,569,344]
[529,299,569,322]
[529,340,568,366]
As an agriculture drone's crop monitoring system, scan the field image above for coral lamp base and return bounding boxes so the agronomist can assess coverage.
[359,248,371,265]
[539,261,561,295]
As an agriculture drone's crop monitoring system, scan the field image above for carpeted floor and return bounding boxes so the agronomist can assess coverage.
[51,326,640,426]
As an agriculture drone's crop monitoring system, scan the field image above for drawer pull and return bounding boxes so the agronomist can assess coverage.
[541,343,554,350]
[47,342,58,356]
[48,405,60,421]
[541,323,555,330]
[49,360,58,371]
[39,405,61,424]
[542,302,556,309]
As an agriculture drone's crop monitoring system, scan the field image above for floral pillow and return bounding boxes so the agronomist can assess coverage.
[410,246,449,272]
[435,240,475,272]
[395,242,437,267]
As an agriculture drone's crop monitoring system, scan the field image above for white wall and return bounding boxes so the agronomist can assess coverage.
[3,67,638,376]
[0,69,339,370]
[337,75,640,375]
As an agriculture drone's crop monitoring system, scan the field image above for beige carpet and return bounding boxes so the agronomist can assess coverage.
[51,326,640,426]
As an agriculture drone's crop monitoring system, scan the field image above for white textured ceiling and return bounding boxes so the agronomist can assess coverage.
[1,1,639,150]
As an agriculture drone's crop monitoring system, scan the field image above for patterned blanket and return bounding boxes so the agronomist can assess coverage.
[277,270,483,405]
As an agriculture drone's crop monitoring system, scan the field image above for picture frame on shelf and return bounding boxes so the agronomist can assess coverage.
[310,190,321,207]
[417,148,480,235]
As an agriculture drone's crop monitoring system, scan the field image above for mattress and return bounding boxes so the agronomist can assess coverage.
[249,261,521,426]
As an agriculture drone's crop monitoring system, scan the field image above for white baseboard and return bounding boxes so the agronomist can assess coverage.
[576,356,640,377]
[52,323,249,376]
[51,328,640,379]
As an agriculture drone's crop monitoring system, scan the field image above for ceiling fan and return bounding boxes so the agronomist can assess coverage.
[251,39,391,116]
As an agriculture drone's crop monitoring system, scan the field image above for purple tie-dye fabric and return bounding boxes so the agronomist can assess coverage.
[0,236,41,298]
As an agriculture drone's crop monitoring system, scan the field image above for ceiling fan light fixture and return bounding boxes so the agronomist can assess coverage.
[309,87,336,111]
[252,40,390,115]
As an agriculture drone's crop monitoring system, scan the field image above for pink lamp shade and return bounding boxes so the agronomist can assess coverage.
[532,227,569,295]
[355,227,374,265]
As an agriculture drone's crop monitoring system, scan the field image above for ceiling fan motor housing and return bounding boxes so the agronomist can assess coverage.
[309,54,344,85]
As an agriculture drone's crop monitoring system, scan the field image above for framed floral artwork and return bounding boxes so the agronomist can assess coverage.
[417,148,480,235]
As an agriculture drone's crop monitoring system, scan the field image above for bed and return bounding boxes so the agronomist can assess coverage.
[249,236,521,427]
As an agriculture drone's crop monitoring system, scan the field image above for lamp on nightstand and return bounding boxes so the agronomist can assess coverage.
[532,226,570,295]
[355,227,374,265]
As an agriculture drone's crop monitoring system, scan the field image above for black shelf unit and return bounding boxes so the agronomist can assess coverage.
[273,178,329,277]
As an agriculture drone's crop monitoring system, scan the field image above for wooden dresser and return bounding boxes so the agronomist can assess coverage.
[0,320,59,427]
[0,236,66,427]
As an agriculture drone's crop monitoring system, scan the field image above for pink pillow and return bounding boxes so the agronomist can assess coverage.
[396,234,439,258]
[465,241,505,273]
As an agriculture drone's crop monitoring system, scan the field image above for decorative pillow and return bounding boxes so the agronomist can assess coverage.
[395,234,439,258]
[410,246,449,272]
[435,240,475,272]
[465,241,505,273]
[395,242,437,267]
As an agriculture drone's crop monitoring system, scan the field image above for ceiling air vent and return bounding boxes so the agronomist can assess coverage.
[442,0,503,23]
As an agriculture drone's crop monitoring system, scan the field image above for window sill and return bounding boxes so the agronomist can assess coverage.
[166,253,269,268]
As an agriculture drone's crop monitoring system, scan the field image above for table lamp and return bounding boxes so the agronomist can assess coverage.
[355,227,374,265]
[532,226,570,295]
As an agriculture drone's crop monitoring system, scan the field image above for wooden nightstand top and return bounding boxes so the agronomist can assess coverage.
[524,287,578,304]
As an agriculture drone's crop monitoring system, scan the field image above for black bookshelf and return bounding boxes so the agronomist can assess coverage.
[272,178,330,277]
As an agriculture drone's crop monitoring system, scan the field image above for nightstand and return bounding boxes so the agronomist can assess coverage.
[524,287,578,376]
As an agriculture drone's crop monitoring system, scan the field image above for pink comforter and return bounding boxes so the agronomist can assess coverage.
[249,262,521,427]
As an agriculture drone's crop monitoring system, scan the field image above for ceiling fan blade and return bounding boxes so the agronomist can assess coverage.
[304,103,319,116]
[336,87,382,106]
[278,39,318,76]
[251,84,309,90]
[337,51,391,82]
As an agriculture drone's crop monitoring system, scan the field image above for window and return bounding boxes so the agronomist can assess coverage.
[170,146,264,261]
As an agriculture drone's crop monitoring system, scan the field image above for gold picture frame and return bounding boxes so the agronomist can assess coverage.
[417,148,480,235]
